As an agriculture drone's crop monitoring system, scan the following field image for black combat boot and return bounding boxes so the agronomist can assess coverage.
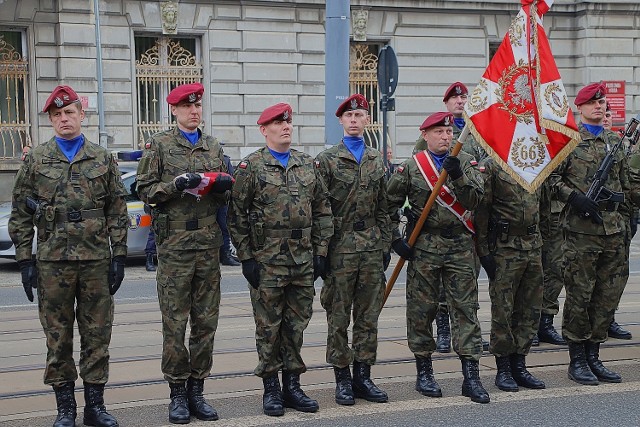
[333,366,355,406]
[52,382,76,427]
[282,371,319,412]
[585,342,622,383]
[145,253,156,271]
[435,310,451,353]
[510,354,545,389]
[538,313,566,345]
[186,377,218,421]
[262,375,285,416]
[83,383,119,427]
[415,356,442,397]
[494,356,518,392]
[461,358,490,404]
[608,318,632,340]
[482,338,490,352]
[531,333,540,346]
[219,248,241,266]
[352,361,388,403]
[567,342,599,385]
[168,382,190,424]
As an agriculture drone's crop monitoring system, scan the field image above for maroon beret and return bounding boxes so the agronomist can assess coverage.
[443,82,468,102]
[257,103,293,125]
[167,83,204,105]
[335,94,369,117]
[42,85,80,113]
[420,112,454,131]
[574,82,606,106]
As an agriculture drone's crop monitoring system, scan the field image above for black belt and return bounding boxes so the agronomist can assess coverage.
[264,228,312,239]
[508,224,538,236]
[55,209,104,223]
[169,215,217,231]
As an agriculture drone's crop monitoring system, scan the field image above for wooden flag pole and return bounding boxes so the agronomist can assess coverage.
[383,126,470,306]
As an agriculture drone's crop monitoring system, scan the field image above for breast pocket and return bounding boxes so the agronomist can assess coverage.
[34,166,64,202]
[195,156,222,172]
[84,164,109,202]
[494,172,518,203]
[330,169,356,202]
[257,171,283,205]
[164,156,190,180]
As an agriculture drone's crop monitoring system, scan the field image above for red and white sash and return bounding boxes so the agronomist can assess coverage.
[413,151,475,234]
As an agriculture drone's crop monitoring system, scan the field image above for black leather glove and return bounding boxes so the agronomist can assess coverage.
[391,239,414,261]
[568,191,602,224]
[242,258,261,289]
[313,255,327,280]
[18,259,37,302]
[479,254,497,281]
[383,252,391,271]
[108,256,126,295]
[442,156,463,180]
[209,172,235,193]
[174,173,202,191]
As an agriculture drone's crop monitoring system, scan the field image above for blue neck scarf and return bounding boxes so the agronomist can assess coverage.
[343,136,365,164]
[180,129,200,145]
[429,150,448,171]
[268,147,290,168]
[55,134,84,162]
[454,117,465,129]
[583,124,604,137]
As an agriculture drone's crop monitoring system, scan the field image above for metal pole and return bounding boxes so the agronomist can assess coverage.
[93,0,107,147]
[382,95,388,169]
[325,0,350,146]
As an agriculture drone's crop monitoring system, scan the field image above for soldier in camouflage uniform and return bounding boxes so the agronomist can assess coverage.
[227,103,333,416]
[9,85,127,427]
[387,112,489,404]
[550,83,640,386]
[475,158,549,393]
[315,94,391,406]
[136,83,233,424]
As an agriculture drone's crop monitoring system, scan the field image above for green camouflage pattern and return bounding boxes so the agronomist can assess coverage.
[37,259,113,386]
[474,158,548,356]
[541,210,565,315]
[227,147,333,377]
[136,127,228,249]
[386,149,484,360]
[9,137,128,262]
[136,127,227,382]
[156,247,220,382]
[314,142,390,368]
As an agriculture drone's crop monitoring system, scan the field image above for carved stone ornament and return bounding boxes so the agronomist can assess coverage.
[161,1,179,35]
[352,9,368,42]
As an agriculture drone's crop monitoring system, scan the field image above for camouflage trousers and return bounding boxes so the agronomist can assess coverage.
[541,212,564,315]
[321,250,385,368]
[37,259,113,386]
[438,248,480,310]
[562,231,627,343]
[156,247,221,383]
[407,247,483,361]
[488,247,543,357]
[249,262,314,378]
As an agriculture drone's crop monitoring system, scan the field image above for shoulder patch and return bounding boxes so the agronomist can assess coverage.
[238,161,248,169]
[145,141,152,149]
[479,166,486,172]
[397,165,404,173]
[470,160,478,166]
[314,160,320,168]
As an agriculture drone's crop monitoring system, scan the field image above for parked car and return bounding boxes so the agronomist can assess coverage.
[0,171,151,260]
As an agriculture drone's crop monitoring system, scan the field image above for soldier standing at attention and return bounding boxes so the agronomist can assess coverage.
[315,94,391,406]
[474,158,549,393]
[228,103,333,416]
[387,112,489,404]
[550,83,638,385]
[136,83,233,424]
[9,85,127,427]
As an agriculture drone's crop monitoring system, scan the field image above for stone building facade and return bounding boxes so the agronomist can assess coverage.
[0,0,638,200]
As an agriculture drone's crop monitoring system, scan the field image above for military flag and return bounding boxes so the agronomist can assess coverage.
[464,0,580,192]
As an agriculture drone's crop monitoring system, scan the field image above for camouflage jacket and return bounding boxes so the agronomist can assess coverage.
[315,142,391,253]
[136,127,228,249]
[550,124,635,236]
[474,158,550,257]
[387,149,483,254]
[9,137,128,262]
[228,147,333,265]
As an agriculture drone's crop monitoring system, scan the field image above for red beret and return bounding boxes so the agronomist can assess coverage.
[420,112,454,131]
[575,82,606,106]
[443,82,468,102]
[42,85,80,113]
[257,103,293,125]
[167,83,204,105]
[335,94,369,117]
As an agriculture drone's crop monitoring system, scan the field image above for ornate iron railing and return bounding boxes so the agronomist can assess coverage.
[0,34,30,159]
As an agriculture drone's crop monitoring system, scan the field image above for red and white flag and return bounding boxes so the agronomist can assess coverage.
[464,0,580,192]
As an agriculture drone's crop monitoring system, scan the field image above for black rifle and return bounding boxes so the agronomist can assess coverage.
[583,113,640,222]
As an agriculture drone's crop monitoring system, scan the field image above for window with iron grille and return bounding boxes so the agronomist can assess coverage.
[349,43,383,150]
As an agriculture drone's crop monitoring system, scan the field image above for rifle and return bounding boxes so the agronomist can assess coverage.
[582,113,640,222]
